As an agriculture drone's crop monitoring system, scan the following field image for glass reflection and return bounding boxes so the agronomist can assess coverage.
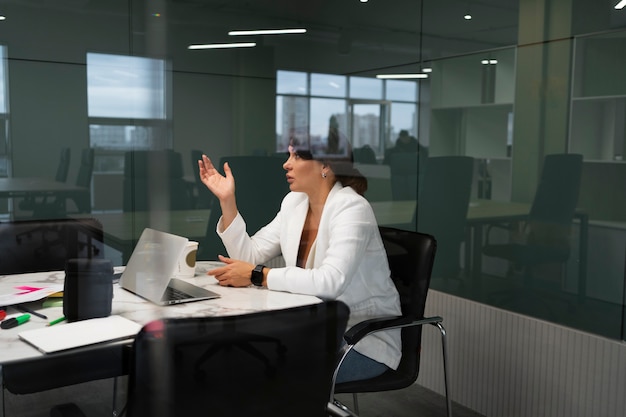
[0,0,622,342]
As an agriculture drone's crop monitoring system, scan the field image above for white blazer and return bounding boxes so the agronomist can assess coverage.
[218,182,402,370]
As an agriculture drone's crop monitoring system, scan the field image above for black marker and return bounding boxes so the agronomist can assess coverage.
[1,314,31,329]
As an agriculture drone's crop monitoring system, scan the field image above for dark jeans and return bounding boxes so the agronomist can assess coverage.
[335,347,390,383]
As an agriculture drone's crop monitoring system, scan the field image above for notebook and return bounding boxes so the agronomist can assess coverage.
[19,315,141,354]
[120,228,220,305]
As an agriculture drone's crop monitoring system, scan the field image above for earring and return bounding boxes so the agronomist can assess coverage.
[321,171,327,178]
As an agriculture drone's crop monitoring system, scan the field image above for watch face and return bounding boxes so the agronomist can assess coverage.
[251,265,264,286]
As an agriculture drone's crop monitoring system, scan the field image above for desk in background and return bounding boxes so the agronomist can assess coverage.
[0,177,88,218]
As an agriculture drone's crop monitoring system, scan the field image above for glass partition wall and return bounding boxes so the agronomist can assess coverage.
[0,0,625,340]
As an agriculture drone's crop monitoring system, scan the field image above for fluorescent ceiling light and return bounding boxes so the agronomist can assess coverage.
[615,0,626,9]
[422,68,433,73]
[464,14,472,20]
[0,16,6,21]
[481,59,498,65]
[376,74,428,79]
[188,42,256,50]
[228,28,306,36]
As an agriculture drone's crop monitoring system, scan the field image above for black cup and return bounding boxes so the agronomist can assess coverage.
[63,258,114,322]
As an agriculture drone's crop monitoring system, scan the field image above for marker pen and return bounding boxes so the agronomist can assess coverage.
[1,314,31,329]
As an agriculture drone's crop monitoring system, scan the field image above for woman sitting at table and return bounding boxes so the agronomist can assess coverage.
[197,140,401,383]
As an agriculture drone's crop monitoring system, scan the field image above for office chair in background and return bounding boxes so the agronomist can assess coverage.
[0,217,104,275]
[198,155,289,260]
[19,147,71,218]
[482,153,584,313]
[123,150,195,212]
[123,301,351,417]
[388,152,419,201]
[15,148,97,255]
[352,145,378,164]
[332,227,452,417]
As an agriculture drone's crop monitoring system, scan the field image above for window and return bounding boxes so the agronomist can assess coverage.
[276,70,420,159]
[87,53,169,173]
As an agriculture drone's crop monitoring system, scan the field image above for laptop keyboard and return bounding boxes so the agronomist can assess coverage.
[163,285,192,301]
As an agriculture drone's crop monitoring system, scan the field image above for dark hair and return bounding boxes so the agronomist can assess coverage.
[287,136,368,196]
[324,159,368,196]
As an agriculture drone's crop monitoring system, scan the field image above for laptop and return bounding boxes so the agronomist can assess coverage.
[120,228,220,305]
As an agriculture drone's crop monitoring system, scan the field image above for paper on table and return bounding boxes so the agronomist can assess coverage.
[0,284,64,307]
[18,315,142,354]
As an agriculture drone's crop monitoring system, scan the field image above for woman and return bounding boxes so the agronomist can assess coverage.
[197,143,401,383]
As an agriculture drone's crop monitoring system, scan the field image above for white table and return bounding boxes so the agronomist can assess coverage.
[0,261,321,365]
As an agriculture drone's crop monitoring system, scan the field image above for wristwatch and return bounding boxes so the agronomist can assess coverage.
[251,264,265,286]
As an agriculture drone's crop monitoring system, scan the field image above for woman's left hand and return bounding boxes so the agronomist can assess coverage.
[206,254,255,287]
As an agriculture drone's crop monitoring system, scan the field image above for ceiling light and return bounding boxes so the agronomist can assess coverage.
[481,59,498,65]
[228,28,306,36]
[464,14,472,20]
[376,74,429,79]
[188,42,256,50]
[0,16,6,21]
[422,68,433,73]
[616,0,626,8]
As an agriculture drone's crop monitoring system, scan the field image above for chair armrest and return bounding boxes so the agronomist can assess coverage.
[485,219,529,245]
[344,315,443,346]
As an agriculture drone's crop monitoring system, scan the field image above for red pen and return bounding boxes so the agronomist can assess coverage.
[0,310,6,321]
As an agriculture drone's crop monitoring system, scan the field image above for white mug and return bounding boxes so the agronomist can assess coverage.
[175,241,198,278]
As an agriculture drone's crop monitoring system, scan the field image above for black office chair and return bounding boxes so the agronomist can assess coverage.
[482,153,583,312]
[332,227,452,417]
[19,147,71,218]
[352,145,378,164]
[123,301,351,417]
[0,217,104,275]
[388,152,419,201]
[198,155,290,260]
[123,149,195,212]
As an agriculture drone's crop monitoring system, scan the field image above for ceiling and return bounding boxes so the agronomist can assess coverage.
[2,0,624,76]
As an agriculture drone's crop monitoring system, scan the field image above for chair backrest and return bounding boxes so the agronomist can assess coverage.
[55,147,72,183]
[378,227,437,384]
[353,145,378,164]
[75,148,94,188]
[126,300,350,417]
[527,153,583,245]
[199,155,289,259]
[0,218,104,275]
[415,155,474,278]
[123,150,194,211]
[388,152,419,201]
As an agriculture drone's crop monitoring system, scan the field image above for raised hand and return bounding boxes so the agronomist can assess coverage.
[198,155,236,202]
